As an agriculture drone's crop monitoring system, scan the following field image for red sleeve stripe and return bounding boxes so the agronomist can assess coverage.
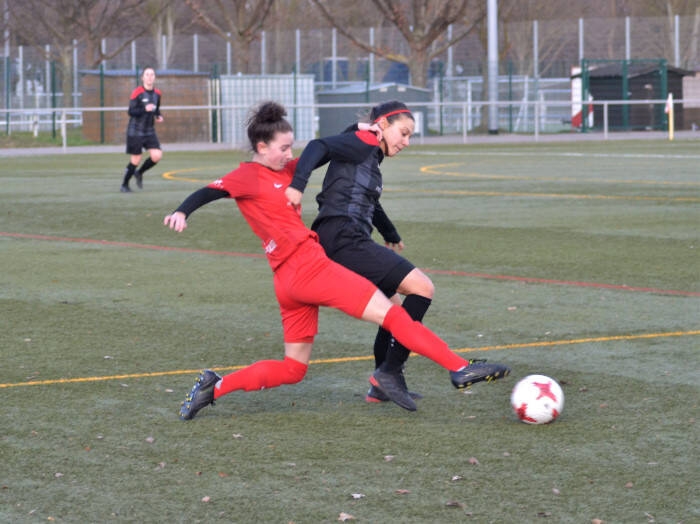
[130,86,145,99]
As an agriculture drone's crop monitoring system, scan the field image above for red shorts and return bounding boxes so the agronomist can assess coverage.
[273,238,378,343]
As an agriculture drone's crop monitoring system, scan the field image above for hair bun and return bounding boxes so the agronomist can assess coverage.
[255,101,287,124]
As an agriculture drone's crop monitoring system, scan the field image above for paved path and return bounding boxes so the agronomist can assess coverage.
[0,130,696,157]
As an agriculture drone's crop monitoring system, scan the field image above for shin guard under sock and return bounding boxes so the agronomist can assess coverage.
[381,305,466,372]
[213,356,308,398]
[372,327,392,369]
[122,163,137,186]
[381,295,432,373]
[138,157,157,174]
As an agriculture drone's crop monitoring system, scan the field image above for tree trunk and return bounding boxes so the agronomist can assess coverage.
[408,48,430,87]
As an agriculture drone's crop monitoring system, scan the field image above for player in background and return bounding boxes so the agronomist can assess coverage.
[120,67,163,192]
[164,101,510,420]
[287,101,486,411]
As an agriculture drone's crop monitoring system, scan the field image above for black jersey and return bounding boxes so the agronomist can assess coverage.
[291,126,401,243]
[127,86,161,137]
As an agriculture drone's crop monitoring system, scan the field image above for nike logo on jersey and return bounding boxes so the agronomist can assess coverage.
[273,183,283,189]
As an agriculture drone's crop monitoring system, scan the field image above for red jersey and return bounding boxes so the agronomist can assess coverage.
[207,158,316,270]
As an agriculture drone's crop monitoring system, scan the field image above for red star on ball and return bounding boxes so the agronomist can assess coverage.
[533,380,558,402]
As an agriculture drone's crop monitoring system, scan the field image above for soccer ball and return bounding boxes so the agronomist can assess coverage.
[510,374,564,424]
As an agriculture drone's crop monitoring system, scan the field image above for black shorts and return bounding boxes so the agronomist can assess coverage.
[314,217,415,297]
[126,134,161,155]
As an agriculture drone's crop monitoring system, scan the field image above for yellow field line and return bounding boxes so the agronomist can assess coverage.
[419,162,700,186]
[1,330,697,389]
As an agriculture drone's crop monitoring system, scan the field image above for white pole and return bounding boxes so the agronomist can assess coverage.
[533,20,539,79]
[487,0,499,134]
[295,29,301,75]
[61,109,67,152]
[447,24,453,77]
[18,45,24,105]
[369,27,375,85]
[533,19,539,112]
[260,30,266,74]
[131,41,136,71]
[73,40,78,108]
[193,33,199,73]
[331,28,337,89]
[604,102,609,140]
[226,33,231,74]
[45,44,50,99]
[625,17,631,61]
[462,103,467,143]
[674,15,680,67]
[578,18,584,62]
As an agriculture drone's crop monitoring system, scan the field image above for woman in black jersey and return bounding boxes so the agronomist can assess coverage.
[287,101,498,411]
[120,67,163,192]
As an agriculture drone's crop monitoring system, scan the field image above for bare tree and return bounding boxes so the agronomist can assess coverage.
[184,0,275,74]
[7,0,171,105]
[310,0,485,87]
[639,0,700,69]
[496,1,593,76]
[146,0,176,70]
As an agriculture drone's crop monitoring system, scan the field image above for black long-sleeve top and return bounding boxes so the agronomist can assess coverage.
[127,86,161,137]
[290,125,401,244]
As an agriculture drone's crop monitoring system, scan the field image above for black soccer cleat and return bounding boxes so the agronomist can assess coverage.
[366,385,423,403]
[450,361,510,389]
[120,184,132,193]
[180,369,221,420]
[134,171,143,189]
[368,368,417,411]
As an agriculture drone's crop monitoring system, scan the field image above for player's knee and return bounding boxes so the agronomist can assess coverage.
[420,277,435,299]
[401,270,435,299]
[151,150,163,163]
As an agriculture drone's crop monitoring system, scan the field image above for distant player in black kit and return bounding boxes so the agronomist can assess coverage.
[120,67,163,192]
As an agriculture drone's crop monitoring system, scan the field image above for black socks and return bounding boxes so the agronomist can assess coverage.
[376,294,432,373]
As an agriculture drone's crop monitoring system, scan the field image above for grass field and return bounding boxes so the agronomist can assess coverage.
[1,139,698,523]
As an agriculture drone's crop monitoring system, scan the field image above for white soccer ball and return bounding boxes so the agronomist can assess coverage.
[510,374,564,424]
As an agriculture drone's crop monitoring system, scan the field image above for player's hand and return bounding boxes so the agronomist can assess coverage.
[155,116,163,123]
[146,103,155,112]
[358,122,383,142]
[164,212,187,232]
[385,240,404,253]
[285,187,303,210]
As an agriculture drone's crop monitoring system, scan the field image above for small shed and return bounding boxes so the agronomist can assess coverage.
[80,69,211,144]
[316,83,431,138]
[576,61,694,130]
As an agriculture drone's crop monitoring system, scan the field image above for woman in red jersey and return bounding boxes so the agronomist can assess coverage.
[164,101,509,420]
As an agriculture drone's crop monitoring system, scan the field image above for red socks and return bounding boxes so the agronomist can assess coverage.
[211,305,465,400]
[382,305,467,372]
[213,356,308,399]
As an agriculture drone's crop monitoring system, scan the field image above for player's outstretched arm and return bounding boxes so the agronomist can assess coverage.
[164,187,229,232]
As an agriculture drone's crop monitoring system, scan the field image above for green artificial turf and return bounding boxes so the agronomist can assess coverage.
[1,140,698,522]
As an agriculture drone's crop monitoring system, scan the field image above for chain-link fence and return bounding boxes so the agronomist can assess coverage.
[1,15,698,141]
